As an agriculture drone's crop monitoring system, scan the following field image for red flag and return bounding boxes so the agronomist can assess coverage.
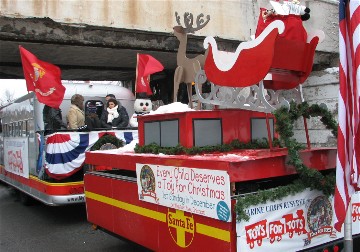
[19,46,65,109]
[135,54,164,95]
[334,0,360,232]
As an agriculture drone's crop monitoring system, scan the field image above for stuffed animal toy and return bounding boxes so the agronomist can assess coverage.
[256,0,310,42]
[263,1,310,21]
[300,6,310,21]
[129,97,153,127]
[262,8,276,21]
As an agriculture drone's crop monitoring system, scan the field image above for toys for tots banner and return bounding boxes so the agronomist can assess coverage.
[136,163,231,222]
[237,189,360,252]
[4,138,29,179]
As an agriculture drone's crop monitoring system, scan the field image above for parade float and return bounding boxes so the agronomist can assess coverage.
[83,3,360,252]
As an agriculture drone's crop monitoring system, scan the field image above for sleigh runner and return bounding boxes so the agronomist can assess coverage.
[195,20,325,113]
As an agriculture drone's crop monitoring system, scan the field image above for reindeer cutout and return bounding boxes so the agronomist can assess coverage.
[173,12,210,107]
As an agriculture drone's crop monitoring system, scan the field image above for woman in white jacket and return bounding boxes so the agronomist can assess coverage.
[100,98,129,128]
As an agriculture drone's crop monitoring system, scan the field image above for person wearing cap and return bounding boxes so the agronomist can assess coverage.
[105,94,116,101]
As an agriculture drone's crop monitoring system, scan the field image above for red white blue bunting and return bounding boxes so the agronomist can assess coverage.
[44,130,138,179]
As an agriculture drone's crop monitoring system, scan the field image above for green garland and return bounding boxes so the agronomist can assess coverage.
[135,138,282,155]
[91,134,124,151]
[235,101,338,221]
[134,101,338,222]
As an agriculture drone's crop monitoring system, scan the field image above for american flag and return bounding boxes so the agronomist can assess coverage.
[334,0,360,232]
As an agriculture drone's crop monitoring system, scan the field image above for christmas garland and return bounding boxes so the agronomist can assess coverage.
[235,101,338,221]
[135,138,282,155]
[91,134,124,151]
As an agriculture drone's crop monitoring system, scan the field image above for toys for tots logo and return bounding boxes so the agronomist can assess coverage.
[167,209,195,248]
[140,165,155,192]
[139,165,158,202]
[306,195,334,240]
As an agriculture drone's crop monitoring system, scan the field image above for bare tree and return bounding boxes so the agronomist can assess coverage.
[0,89,15,106]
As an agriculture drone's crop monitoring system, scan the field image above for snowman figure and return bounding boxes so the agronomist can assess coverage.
[129,96,153,127]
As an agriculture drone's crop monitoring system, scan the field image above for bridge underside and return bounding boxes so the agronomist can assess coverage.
[0,16,336,82]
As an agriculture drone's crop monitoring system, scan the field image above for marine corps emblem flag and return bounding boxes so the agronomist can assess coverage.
[19,46,65,109]
[135,53,164,96]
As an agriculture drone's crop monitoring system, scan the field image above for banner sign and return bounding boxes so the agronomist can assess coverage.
[136,163,231,222]
[236,189,360,251]
[4,138,29,178]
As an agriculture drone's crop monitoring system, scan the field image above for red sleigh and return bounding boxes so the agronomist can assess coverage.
[194,19,325,112]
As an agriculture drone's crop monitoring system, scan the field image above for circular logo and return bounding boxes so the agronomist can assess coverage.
[217,201,230,221]
[307,195,333,233]
[139,165,155,192]
[167,209,195,248]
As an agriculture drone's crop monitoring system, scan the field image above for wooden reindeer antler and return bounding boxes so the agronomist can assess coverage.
[175,12,210,34]
[173,12,210,108]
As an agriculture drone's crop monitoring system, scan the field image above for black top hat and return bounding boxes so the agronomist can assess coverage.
[136,92,150,99]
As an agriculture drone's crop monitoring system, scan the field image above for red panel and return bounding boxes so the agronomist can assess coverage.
[86,198,114,231]
[228,152,292,182]
[138,121,145,146]
[272,37,308,72]
[84,175,114,230]
[1,167,83,196]
[299,37,319,83]
[265,36,319,90]
[86,147,336,183]
[300,148,337,170]
[179,115,193,148]
[112,180,159,250]
[84,174,114,198]
[85,172,236,251]
[136,110,278,148]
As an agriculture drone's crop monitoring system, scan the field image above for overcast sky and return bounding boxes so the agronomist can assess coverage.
[0,79,28,101]
[0,79,124,104]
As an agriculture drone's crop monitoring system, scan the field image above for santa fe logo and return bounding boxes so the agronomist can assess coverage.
[167,209,195,248]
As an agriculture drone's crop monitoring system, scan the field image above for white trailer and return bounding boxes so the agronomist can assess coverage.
[0,82,138,205]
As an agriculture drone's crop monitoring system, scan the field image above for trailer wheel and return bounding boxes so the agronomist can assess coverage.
[19,192,34,206]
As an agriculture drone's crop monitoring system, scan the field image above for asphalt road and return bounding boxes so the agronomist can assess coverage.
[0,182,151,252]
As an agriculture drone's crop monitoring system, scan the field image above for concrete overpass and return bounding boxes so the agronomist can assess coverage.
[0,0,341,146]
[0,0,339,99]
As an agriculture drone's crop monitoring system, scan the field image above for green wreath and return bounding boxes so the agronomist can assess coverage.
[91,134,125,151]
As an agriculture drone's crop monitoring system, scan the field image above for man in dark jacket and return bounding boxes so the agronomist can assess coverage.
[43,105,67,134]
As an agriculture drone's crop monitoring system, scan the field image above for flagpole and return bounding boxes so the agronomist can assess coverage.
[344,204,353,252]
[135,53,139,95]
